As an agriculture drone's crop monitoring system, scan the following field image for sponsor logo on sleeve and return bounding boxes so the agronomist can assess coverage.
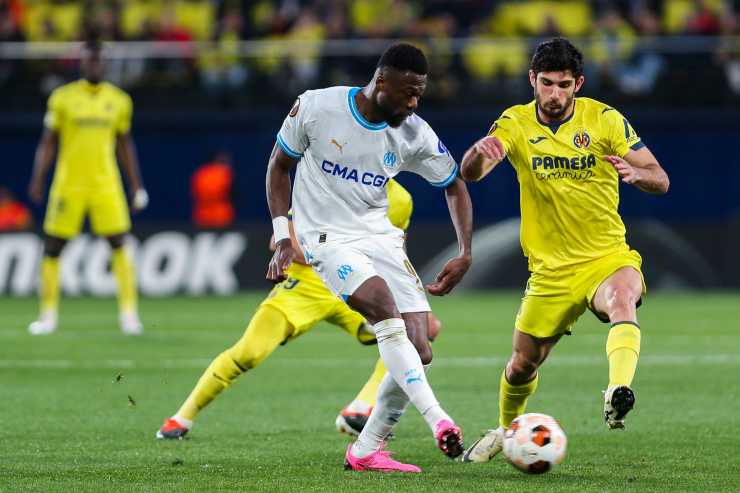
[288,97,301,117]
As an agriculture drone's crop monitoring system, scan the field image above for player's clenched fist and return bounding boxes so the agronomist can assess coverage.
[474,135,506,162]
[267,239,295,283]
[461,135,506,182]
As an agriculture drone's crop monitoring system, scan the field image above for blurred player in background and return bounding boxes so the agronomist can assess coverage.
[156,179,442,439]
[267,43,473,473]
[461,37,669,463]
[27,39,148,336]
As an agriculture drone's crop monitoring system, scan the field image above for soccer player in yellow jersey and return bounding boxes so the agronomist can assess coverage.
[460,38,669,463]
[27,40,148,336]
[156,179,442,439]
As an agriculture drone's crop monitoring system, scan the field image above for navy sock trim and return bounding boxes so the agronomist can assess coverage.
[610,321,640,329]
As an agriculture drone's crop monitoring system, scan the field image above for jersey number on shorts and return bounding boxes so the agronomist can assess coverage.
[403,259,424,292]
[282,277,300,290]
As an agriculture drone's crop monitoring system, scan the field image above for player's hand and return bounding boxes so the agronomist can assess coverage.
[426,254,471,296]
[473,136,506,162]
[131,188,149,213]
[605,155,642,185]
[266,238,295,283]
[28,180,44,205]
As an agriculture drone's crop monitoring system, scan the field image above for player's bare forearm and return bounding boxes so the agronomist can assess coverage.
[29,129,57,203]
[265,144,297,219]
[460,135,505,182]
[633,163,669,194]
[444,176,473,259]
[607,147,669,195]
[266,143,299,283]
[116,134,143,191]
[427,177,472,296]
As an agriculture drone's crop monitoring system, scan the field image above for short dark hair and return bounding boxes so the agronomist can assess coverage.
[530,37,583,78]
[377,43,428,75]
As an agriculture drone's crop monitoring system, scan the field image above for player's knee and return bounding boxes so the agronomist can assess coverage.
[107,234,125,250]
[44,237,65,257]
[607,287,639,315]
[364,297,399,323]
[349,283,400,323]
[227,342,268,371]
[508,352,539,381]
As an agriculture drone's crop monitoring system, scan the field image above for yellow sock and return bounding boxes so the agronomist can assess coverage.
[499,370,539,428]
[177,305,293,421]
[112,246,137,313]
[353,358,387,407]
[39,256,60,313]
[606,322,641,387]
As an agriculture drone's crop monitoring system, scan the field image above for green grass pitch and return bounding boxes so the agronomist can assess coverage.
[1,291,738,492]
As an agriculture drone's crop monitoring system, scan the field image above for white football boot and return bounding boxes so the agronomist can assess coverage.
[120,311,143,335]
[462,426,504,463]
[604,385,636,429]
[28,310,58,335]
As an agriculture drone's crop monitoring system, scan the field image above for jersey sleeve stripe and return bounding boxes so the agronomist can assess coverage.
[276,133,303,158]
[429,163,459,188]
[630,141,645,151]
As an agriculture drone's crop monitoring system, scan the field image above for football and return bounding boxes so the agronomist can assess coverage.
[502,413,567,474]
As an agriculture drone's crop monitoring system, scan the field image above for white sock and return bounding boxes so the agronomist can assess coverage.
[374,318,451,431]
[351,373,410,458]
[172,414,193,429]
[419,363,450,428]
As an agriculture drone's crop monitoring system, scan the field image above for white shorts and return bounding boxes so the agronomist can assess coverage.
[301,233,431,314]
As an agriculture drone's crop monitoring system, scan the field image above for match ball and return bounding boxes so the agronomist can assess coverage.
[502,413,567,474]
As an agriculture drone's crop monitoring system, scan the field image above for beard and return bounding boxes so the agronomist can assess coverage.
[377,99,411,128]
[385,112,410,128]
[536,91,573,121]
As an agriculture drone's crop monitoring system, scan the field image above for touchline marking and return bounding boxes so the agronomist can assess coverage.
[0,354,737,370]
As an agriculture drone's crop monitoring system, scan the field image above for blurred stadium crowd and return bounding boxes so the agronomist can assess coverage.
[0,0,738,108]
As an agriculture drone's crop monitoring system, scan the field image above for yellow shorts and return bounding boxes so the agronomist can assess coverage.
[515,249,646,339]
[260,262,371,344]
[44,184,130,239]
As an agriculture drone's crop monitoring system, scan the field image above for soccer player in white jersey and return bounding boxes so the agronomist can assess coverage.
[266,44,473,473]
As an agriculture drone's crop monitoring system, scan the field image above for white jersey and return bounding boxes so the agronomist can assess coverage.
[276,86,457,244]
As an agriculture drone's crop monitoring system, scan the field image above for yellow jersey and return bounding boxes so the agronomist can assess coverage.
[44,79,133,190]
[489,97,643,273]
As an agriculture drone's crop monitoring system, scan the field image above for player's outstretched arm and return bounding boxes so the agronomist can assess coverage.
[117,133,148,212]
[266,143,299,282]
[460,135,506,182]
[426,176,472,296]
[604,146,669,194]
[28,129,58,204]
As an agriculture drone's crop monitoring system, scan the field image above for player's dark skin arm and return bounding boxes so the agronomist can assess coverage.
[426,176,473,296]
[605,147,669,194]
[28,129,58,204]
[266,144,299,282]
[116,133,146,211]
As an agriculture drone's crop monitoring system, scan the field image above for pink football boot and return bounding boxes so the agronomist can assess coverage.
[435,419,464,458]
[344,444,422,473]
